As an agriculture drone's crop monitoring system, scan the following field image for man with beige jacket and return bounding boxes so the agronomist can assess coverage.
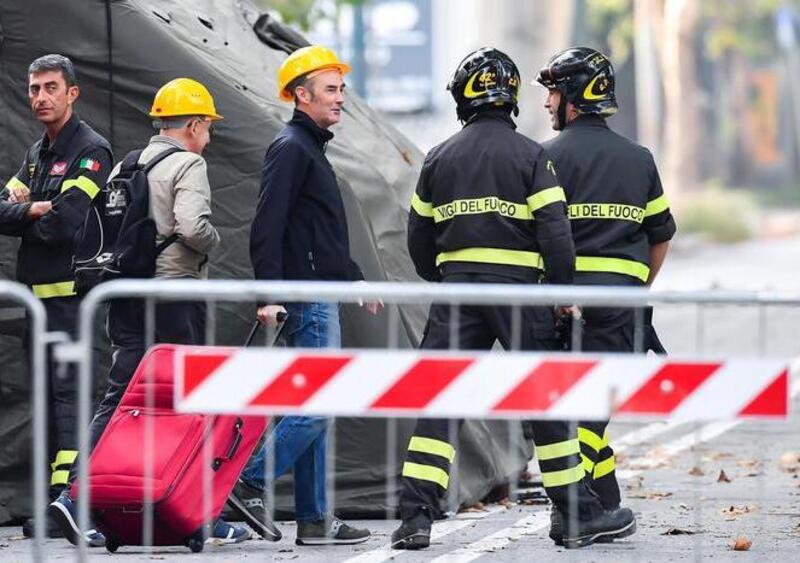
[50,78,248,546]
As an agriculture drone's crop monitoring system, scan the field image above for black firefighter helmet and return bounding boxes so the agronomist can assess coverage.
[448,47,521,121]
[536,47,618,128]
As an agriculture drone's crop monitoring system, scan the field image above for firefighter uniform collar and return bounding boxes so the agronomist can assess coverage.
[464,107,517,130]
[566,114,608,130]
[41,112,81,156]
[290,108,335,147]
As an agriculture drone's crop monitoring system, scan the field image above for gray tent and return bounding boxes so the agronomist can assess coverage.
[0,0,532,523]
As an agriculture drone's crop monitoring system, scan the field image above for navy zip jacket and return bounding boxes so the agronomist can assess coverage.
[250,109,363,282]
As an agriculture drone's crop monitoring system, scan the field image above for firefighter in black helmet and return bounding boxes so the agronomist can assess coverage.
[390,47,635,551]
[536,47,676,545]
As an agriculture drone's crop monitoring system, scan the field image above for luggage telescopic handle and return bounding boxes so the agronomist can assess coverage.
[212,417,244,471]
[244,311,288,347]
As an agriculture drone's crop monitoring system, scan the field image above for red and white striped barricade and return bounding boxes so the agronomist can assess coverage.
[174,347,790,421]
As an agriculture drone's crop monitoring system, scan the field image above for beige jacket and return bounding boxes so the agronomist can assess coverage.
[109,136,220,279]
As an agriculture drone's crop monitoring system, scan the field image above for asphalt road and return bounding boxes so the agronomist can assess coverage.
[2,237,799,561]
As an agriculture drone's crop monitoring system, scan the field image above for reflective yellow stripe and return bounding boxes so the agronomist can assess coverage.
[644,193,670,217]
[577,427,607,453]
[593,456,616,479]
[527,186,566,213]
[433,196,530,223]
[61,175,100,200]
[50,470,70,486]
[568,203,645,224]
[541,464,585,488]
[537,438,580,461]
[6,176,29,192]
[411,192,433,218]
[32,281,76,299]
[436,247,542,269]
[581,453,595,474]
[401,462,450,489]
[408,437,456,463]
[575,256,650,283]
[53,450,78,468]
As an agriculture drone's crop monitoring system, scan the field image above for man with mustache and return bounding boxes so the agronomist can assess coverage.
[0,54,112,540]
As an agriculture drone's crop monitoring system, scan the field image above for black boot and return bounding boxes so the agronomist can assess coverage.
[550,505,632,546]
[22,514,65,539]
[561,507,636,549]
[548,508,563,546]
[390,509,432,550]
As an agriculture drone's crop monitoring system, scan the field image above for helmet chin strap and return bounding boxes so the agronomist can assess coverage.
[556,95,568,131]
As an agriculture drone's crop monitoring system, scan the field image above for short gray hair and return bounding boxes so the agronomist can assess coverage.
[28,54,77,87]
[152,115,205,130]
[287,73,317,104]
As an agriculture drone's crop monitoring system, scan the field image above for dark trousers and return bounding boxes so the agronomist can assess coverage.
[67,299,206,484]
[576,305,634,510]
[398,274,603,523]
[33,297,82,498]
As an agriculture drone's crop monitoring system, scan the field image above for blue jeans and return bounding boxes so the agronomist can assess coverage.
[241,302,340,523]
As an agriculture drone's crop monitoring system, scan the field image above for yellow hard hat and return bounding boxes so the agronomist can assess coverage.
[277,45,351,102]
[149,78,223,120]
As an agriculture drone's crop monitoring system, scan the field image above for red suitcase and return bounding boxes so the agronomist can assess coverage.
[73,343,267,553]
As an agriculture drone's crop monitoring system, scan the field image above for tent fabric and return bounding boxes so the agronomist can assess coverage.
[0,0,533,522]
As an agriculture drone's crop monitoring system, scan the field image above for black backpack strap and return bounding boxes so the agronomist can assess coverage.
[119,149,145,172]
[155,233,180,255]
[143,146,185,174]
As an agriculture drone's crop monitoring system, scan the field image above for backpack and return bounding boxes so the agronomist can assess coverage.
[73,147,184,295]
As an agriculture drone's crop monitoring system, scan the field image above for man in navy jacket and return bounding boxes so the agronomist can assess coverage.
[230,46,379,546]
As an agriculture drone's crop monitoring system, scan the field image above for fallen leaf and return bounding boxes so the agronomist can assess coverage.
[736,459,761,469]
[662,527,699,535]
[702,452,734,463]
[520,497,549,506]
[688,466,705,476]
[731,536,752,551]
[717,469,732,483]
[721,505,757,520]
[745,472,763,478]
[678,503,691,510]
[780,452,800,473]
[628,490,673,500]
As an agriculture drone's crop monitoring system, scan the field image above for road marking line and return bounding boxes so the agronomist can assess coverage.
[429,511,550,563]
[613,420,685,452]
[618,374,799,478]
[347,366,800,563]
[343,506,507,563]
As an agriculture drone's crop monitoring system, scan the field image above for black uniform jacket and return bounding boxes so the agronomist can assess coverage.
[408,108,575,284]
[543,115,676,285]
[0,113,112,298]
[250,109,363,282]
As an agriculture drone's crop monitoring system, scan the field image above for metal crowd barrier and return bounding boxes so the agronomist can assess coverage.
[38,279,800,560]
[0,281,48,563]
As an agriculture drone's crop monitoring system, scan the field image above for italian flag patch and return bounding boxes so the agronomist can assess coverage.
[80,158,101,172]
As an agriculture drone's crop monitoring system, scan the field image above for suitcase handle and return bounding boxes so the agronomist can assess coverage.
[244,312,288,347]
[212,417,243,471]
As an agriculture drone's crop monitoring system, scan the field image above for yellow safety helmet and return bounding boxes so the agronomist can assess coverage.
[149,78,223,120]
[277,45,351,102]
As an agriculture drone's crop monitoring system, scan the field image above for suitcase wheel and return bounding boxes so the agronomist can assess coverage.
[187,538,204,553]
[105,537,120,553]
